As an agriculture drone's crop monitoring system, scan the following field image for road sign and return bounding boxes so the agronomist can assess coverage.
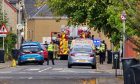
[17,24,23,30]
[0,24,8,34]
[0,34,6,37]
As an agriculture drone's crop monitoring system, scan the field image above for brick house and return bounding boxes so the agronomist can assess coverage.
[2,0,18,33]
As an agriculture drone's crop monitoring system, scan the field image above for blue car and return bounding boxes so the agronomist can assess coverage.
[18,42,44,65]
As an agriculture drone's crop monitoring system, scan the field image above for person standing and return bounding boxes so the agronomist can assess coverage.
[102,40,107,62]
[47,41,55,65]
[99,41,106,64]
[53,42,59,59]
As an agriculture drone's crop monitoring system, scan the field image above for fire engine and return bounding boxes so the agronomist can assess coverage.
[51,25,91,60]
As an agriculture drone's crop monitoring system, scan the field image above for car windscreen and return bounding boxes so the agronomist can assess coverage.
[21,45,40,52]
[72,47,92,53]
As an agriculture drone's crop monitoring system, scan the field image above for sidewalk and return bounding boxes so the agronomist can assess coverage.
[96,62,124,84]
[0,61,11,69]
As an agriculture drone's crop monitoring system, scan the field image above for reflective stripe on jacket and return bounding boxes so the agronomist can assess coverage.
[48,44,54,51]
[99,43,105,52]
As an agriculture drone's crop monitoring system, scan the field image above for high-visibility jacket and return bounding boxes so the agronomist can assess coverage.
[48,44,54,51]
[99,43,105,52]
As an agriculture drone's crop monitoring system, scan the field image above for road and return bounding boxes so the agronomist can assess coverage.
[0,60,119,84]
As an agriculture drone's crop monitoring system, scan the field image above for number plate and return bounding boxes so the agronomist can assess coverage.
[77,60,86,62]
[27,58,35,61]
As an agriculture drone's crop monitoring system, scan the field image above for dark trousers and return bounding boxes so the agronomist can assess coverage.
[99,52,105,64]
[47,51,55,65]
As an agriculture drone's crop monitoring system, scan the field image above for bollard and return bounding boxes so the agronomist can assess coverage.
[11,59,16,67]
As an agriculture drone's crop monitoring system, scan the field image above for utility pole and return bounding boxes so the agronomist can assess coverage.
[121,11,126,57]
[2,0,5,50]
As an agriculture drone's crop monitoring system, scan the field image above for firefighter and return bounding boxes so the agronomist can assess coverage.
[47,41,55,65]
[53,41,59,59]
[99,41,106,64]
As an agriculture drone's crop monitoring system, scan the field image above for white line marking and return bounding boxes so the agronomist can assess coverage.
[0,71,11,73]
[52,68,63,71]
[27,68,40,71]
[38,67,52,72]
[28,77,33,79]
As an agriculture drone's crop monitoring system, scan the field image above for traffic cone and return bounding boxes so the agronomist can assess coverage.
[11,59,16,67]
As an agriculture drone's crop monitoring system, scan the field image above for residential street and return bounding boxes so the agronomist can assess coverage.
[0,60,124,84]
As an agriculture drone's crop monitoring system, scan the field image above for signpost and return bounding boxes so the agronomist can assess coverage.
[0,24,8,50]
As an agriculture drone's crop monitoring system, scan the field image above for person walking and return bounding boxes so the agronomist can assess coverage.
[99,41,106,64]
[47,41,55,65]
[102,40,107,62]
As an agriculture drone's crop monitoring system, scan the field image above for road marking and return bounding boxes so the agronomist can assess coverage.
[27,68,40,71]
[0,71,11,73]
[52,68,63,71]
[38,67,52,72]
[28,77,33,79]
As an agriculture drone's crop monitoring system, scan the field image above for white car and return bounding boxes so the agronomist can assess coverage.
[68,45,96,69]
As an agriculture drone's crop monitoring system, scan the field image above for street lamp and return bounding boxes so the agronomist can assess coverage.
[121,11,126,57]
[17,0,24,49]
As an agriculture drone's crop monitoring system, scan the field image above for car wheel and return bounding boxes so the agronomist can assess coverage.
[18,61,22,66]
[91,65,96,69]
[39,62,43,65]
[68,64,72,68]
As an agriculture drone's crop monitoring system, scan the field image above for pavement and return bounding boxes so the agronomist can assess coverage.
[96,62,124,84]
[0,60,124,84]
[0,61,11,69]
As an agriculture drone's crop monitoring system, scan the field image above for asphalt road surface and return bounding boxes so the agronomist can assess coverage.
[0,60,115,84]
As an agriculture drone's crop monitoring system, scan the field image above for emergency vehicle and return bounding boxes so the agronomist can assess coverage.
[51,25,92,60]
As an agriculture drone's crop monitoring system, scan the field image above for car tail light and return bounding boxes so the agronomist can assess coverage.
[20,52,25,55]
[90,54,94,57]
[38,50,43,55]
[93,50,96,52]
[70,53,75,56]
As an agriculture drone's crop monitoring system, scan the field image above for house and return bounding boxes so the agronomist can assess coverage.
[2,0,18,34]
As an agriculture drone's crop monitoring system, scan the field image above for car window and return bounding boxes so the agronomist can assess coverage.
[73,47,92,53]
[21,46,40,52]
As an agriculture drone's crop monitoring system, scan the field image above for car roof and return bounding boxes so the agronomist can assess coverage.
[22,42,40,46]
[73,45,92,49]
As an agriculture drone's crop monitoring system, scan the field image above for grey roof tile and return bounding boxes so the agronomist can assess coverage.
[24,0,54,17]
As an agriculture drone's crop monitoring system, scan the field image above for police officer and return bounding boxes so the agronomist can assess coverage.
[102,40,107,62]
[47,41,55,65]
[99,41,106,64]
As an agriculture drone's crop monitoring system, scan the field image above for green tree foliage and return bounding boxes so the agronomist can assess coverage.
[5,33,17,60]
[38,0,139,45]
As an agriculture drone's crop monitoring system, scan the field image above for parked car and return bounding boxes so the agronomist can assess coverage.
[18,42,44,65]
[41,44,48,61]
[68,45,96,69]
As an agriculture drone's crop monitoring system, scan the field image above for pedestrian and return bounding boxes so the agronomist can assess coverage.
[102,40,107,62]
[99,41,106,64]
[47,41,55,65]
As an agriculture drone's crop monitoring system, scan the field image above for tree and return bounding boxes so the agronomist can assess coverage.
[37,0,139,47]
[5,33,17,60]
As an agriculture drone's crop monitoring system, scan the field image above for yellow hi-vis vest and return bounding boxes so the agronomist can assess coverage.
[48,44,54,51]
[99,43,105,52]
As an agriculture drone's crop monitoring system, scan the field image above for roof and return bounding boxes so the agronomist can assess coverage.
[8,0,18,4]
[5,0,17,12]
[24,0,67,19]
[24,0,53,18]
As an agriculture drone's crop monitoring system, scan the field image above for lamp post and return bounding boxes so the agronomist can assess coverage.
[17,0,24,49]
[121,11,126,57]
